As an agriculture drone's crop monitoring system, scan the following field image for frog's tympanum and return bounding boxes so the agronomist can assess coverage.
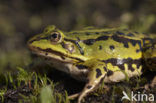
[28,25,156,103]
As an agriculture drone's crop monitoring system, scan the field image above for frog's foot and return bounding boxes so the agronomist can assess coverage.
[77,63,107,103]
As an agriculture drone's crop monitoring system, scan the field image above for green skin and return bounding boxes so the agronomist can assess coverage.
[28,25,156,103]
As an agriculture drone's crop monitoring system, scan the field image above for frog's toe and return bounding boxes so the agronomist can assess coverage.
[78,78,105,102]
[68,93,80,99]
[78,86,93,103]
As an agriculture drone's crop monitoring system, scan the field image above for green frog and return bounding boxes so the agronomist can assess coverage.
[27,25,156,103]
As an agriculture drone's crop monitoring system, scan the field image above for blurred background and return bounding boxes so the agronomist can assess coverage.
[0,0,156,73]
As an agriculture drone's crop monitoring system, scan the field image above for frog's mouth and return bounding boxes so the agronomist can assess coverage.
[28,46,84,63]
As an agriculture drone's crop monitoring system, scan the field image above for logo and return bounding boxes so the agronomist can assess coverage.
[121,91,130,101]
[121,91,155,102]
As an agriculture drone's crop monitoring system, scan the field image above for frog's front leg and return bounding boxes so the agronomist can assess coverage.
[77,61,107,103]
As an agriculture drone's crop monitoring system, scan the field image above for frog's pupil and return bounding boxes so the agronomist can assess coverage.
[52,33,58,38]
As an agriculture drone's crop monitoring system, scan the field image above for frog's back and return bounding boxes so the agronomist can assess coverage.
[67,28,150,39]
[66,28,148,60]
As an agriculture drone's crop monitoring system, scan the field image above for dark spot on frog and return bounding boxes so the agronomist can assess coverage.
[112,34,129,48]
[118,65,125,70]
[97,36,109,41]
[115,31,125,35]
[87,85,92,89]
[131,40,140,47]
[109,45,115,50]
[136,49,140,53]
[61,42,66,48]
[112,34,142,48]
[124,43,129,48]
[99,45,102,50]
[83,39,95,45]
[127,33,134,37]
[75,41,84,55]
[103,67,108,72]
[128,64,135,72]
[103,58,117,66]
[83,35,109,45]
[107,70,113,76]
[76,64,88,70]
[96,68,102,78]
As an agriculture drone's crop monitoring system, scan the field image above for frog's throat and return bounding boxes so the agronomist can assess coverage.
[29,46,84,63]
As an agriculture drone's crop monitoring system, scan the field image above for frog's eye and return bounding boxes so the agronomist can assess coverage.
[50,32,61,43]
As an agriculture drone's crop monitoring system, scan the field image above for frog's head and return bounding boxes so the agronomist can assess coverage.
[28,25,87,63]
